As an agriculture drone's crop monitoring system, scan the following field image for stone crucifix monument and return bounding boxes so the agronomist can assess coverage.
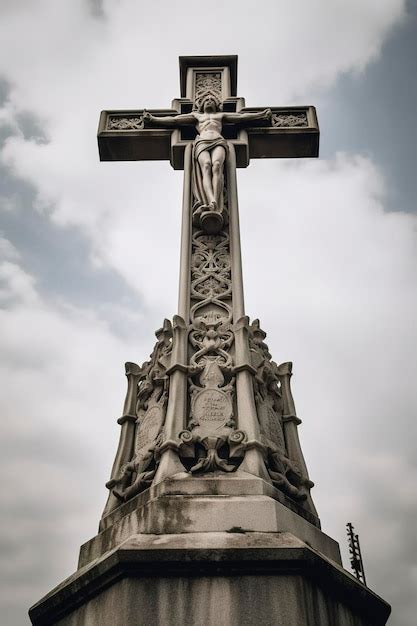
[30,56,390,626]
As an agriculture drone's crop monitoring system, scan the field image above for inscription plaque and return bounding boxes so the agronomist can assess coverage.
[136,403,164,452]
[193,388,232,434]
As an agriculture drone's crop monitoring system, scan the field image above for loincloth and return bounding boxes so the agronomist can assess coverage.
[193,136,228,161]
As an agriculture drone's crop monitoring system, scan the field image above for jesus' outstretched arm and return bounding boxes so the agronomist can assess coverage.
[222,108,272,125]
[143,110,196,127]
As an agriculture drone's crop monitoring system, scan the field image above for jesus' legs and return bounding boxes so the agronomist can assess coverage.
[197,151,215,206]
[211,145,226,208]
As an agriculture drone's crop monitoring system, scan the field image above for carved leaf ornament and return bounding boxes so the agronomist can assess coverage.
[271,112,308,127]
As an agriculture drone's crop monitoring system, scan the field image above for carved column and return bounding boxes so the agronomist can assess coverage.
[154,315,189,482]
[278,361,317,517]
[153,144,193,484]
[102,362,141,518]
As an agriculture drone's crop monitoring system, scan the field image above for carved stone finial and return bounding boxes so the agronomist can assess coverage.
[250,318,266,339]
[277,361,292,377]
[155,318,173,341]
[124,361,142,377]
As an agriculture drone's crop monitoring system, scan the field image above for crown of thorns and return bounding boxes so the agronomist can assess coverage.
[194,91,221,111]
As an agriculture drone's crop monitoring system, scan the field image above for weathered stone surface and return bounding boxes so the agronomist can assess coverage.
[79,474,338,569]
[100,472,320,530]
[29,532,390,626]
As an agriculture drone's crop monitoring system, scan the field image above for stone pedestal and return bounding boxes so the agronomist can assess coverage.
[29,475,390,626]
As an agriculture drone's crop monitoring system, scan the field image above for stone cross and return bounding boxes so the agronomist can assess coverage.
[98,56,319,523]
[28,56,392,626]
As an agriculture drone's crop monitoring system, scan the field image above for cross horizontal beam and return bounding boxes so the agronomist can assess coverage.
[97,106,319,169]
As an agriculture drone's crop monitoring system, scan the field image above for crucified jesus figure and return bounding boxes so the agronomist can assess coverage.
[143,95,271,224]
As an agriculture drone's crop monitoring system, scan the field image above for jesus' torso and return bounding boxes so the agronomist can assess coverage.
[194,112,224,140]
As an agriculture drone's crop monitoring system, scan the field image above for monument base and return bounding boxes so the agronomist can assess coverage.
[29,531,390,625]
[30,475,390,625]
[78,473,339,567]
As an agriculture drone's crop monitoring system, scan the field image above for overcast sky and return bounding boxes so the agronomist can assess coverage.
[0,1,416,624]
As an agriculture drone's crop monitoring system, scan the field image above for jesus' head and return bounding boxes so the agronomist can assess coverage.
[199,93,221,113]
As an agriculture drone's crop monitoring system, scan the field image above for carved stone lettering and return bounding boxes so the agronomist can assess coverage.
[193,388,232,431]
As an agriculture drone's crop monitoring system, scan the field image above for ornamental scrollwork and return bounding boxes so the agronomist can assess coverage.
[107,115,144,130]
[176,192,247,472]
[190,231,231,308]
[194,72,222,110]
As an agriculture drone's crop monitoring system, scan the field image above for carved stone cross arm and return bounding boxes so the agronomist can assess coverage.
[98,104,319,168]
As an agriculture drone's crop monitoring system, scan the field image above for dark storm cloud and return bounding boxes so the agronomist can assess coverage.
[319,5,417,214]
[0,124,144,337]
[1,191,144,332]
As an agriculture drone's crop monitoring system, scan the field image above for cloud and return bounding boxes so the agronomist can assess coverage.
[0,240,151,623]
[0,235,19,260]
[0,0,407,312]
[239,153,417,622]
[0,0,408,115]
